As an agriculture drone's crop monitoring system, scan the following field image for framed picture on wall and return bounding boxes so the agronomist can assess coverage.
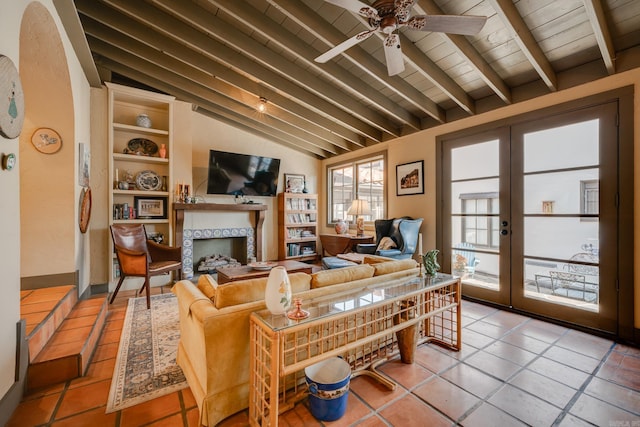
[78,142,90,187]
[396,160,424,196]
[284,173,305,193]
[134,196,167,219]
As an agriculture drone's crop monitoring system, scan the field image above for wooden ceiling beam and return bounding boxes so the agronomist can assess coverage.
[415,0,512,104]
[199,0,423,131]
[487,0,558,91]
[583,0,615,74]
[193,106,324,160]
[77,0,383,143]
[92,46,335,158]
[104,0,401,138]
[266,0,446,123]
[76,4,366,148]
[83,19,356,154]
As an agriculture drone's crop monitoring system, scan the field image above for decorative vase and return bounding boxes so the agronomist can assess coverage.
[265,266,292,315]
[159,143,167,159]
[422,249,440,278]
[136,113,152,128]
[334,219,348,234]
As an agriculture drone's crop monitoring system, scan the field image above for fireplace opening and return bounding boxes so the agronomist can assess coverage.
[193,237,248,273]
[196,254,241,273]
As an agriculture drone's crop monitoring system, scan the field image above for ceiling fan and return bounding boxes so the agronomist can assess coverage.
[315,0,488,76]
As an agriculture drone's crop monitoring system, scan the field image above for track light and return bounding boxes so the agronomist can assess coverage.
[257,97,267,113]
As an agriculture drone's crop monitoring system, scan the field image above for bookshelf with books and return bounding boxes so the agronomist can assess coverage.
[278,193,319,262]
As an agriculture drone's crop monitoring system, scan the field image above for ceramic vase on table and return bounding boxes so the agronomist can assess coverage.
[334,219,348,234]
[265,266,292,315]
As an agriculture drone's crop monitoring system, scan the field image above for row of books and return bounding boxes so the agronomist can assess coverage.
[287,213,317,224]
[287,243,316,257]
[287,228,315,239]
[286,198,317,210]
[113,203,136,220]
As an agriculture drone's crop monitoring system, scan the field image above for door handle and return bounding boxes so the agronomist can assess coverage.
[500,229,508,236]
[501,220,508,227]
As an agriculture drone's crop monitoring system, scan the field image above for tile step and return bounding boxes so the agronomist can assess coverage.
[23,285,77,362]
[26,297,108,391]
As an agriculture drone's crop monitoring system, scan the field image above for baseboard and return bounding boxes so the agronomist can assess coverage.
[0,320,28,426]
[89,283,108,296]
[21,271,78,290]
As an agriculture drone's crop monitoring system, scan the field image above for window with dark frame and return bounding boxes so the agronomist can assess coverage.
[580,179,599,221]
[327,153,386,225]
[460,191,499,249]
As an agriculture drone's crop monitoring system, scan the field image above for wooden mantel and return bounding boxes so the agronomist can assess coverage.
[173,203,267,262]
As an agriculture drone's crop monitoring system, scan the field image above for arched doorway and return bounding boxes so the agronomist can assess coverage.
[19,2,75,287]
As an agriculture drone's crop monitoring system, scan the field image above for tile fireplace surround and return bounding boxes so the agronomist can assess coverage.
[181,227,254,278]
[173,202,267,278]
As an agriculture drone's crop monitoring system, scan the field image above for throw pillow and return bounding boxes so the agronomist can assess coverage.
[197,274,218,302]
[376,236,397,252]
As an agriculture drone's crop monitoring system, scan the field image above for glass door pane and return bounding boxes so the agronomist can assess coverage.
[444,129,510,305]
[520,121,600,311]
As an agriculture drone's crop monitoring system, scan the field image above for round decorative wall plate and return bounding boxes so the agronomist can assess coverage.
[0,55,25,139]
[79,187,92,233]
[31,128,62,154]
[135,170,162,191]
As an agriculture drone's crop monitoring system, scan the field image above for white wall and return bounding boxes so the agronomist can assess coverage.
[0,0,91,397]
[0,0,26,399]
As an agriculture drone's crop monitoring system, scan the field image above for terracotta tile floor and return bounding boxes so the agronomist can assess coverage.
[8,285,640,426]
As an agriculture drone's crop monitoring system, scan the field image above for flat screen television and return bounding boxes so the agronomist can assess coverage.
[207,150,281,197]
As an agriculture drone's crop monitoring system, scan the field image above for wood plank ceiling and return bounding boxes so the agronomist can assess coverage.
[74,0,640,159]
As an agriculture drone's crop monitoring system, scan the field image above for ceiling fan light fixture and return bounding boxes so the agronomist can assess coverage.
[257,97,267,113]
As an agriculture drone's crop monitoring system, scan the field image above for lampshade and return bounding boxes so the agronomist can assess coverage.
[347,199,371,237]
[347,199,371,216]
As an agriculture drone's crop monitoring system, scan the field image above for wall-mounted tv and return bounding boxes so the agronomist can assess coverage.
[207,150,281,197]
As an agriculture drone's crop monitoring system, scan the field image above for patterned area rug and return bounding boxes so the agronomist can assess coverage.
[106,293,187,413]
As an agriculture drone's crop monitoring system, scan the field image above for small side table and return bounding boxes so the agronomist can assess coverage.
[319,234,374,256]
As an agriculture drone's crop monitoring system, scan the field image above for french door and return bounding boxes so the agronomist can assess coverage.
[439,96,631,334]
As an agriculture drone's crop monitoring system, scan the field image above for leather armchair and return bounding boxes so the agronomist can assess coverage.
[356,217,423,260]
[110,224,182,309]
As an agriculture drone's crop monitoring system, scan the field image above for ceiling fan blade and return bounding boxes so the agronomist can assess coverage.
[323,0,380,20]
[405,15,487,36]
[383,34,404,76]
[315,29,377,63]
[394,0,417,23]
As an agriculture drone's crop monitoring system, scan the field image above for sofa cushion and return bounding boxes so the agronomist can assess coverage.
[371,259,418,276]
[321,256,357,270]
[197,274,218,302]
[310,264,375,288]
[215,272,311,309]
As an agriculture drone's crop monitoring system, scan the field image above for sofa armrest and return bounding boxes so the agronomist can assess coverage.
[356,243,376,254]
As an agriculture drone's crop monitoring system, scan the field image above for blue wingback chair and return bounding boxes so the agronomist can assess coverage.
[356,217,423,260]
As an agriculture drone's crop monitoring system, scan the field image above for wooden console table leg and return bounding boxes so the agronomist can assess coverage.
[393,299,418,363]
[395,323,418,363]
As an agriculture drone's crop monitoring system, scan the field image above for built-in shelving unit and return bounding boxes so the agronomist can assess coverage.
[106,82,175,286]
[278,193,319,262]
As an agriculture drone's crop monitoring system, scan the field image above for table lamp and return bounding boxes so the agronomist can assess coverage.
[347,199,371,237]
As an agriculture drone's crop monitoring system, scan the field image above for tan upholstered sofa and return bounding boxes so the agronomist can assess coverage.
[172,256,419,426]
